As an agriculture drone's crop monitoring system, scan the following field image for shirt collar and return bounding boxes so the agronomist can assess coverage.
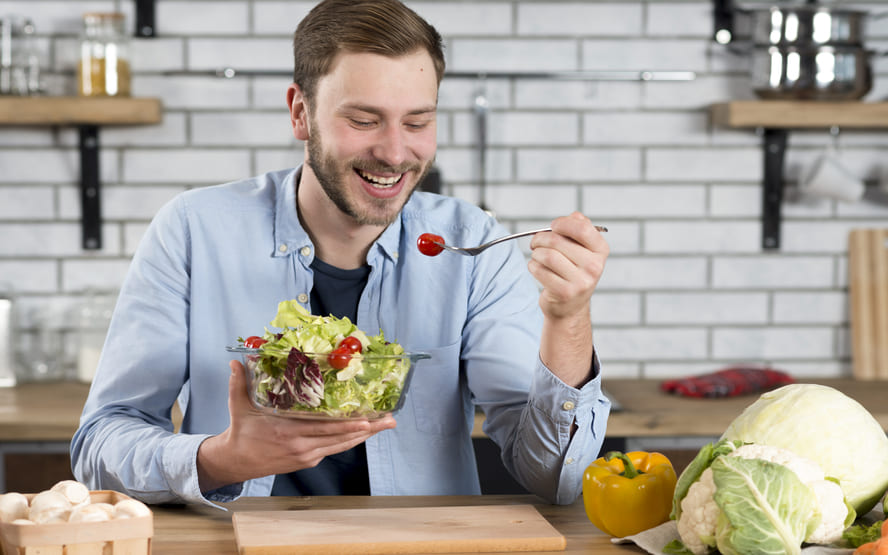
[272,167,311,258]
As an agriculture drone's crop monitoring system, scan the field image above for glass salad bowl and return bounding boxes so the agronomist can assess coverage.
[226,346,430,420]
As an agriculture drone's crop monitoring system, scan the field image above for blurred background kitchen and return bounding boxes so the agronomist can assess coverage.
[1,0,887,490]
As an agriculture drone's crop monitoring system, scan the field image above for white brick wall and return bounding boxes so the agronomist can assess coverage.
[2,0,887,382]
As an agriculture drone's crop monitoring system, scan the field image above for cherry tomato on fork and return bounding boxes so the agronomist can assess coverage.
[417,233,445,256]
[243,336,267,348]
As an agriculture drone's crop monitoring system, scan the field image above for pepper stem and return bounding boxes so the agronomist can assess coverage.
[605,451,641,479]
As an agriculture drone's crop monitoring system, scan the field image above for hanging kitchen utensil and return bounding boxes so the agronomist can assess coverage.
[799,126,865,202]
[473,80,491,215]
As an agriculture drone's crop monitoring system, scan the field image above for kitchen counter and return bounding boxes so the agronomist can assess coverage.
[2,378,887,442]
[150,494,635,554]
[597,378,888,437]
[477,378,888,438]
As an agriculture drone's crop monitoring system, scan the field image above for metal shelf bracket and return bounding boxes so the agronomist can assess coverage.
[713,0,736,44]
[78,125,102,250]
[135,0,155,37]
[761,128,788,250]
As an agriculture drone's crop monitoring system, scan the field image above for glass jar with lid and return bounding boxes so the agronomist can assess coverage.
[78,12,131,97]
[75,292,115,383]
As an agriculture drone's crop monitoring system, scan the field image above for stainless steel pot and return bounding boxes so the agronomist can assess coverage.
[742,5,872,46]
[750,45,872,100]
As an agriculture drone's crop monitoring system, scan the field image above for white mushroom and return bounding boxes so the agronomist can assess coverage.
[112,499,151,519]
[89,502,115,516]
[28,490,71,521]
[50,480,90,508]
[30,506,70,524]
[0,492,30,522]
[69,504,112,523]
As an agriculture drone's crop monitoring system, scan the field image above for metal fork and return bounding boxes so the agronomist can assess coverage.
[434,225,608,256]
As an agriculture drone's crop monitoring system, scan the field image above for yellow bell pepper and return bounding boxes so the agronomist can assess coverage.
[582,450,677,538]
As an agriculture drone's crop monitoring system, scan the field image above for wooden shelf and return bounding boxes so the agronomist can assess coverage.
[0,96,162,126]
[0,96,163,250]
[712,101,888,129]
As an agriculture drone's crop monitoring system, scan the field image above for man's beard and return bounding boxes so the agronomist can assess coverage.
[305,124,432,227]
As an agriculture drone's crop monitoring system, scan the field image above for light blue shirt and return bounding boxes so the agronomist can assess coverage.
[70,168,610,507]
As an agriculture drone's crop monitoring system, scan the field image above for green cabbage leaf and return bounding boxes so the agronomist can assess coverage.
[711,456,819,555]
[671,438,743,520]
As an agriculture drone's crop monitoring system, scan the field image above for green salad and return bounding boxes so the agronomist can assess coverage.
[236,300,415,418]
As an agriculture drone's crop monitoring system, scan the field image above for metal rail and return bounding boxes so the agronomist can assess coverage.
[163,68,697,82]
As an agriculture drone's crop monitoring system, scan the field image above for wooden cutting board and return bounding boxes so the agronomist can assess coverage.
[231,504,566,554]
[849,228,888,380]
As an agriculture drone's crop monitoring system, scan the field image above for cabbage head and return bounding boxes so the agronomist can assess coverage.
[721,383,888,514]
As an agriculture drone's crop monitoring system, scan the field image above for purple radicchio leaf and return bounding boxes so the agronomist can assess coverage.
[267,389,294,410]
[285,348,325,408]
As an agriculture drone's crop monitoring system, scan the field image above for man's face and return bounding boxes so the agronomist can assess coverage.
[304,49,438,227]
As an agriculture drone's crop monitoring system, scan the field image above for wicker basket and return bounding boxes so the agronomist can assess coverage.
[0,490,152,555]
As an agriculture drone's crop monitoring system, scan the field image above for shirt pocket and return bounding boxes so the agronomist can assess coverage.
[407,341,463,436]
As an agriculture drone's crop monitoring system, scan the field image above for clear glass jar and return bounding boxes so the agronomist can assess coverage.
[78,12,130,97]
[75,293,115,383]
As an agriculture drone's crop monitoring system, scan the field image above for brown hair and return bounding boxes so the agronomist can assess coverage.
[292,0,445,102]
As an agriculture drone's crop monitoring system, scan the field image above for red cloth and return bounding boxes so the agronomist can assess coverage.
[660,366,795,398]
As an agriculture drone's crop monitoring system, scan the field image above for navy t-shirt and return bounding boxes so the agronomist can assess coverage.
[270,257,372,495]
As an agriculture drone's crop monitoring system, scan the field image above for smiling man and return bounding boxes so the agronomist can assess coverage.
[71,0,611,507]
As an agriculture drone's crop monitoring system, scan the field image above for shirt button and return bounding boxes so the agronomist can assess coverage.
[297,293,309,304]
[565,457,575,465]
[278,244,288,253]
[562,401,575,411]
[300,246,311,257]
[393,251,399,260]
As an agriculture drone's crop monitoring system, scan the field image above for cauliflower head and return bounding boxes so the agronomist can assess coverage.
[673,441,855,555]
[677,468,719,555]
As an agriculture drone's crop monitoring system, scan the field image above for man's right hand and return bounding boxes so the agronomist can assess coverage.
[196,360,396,493]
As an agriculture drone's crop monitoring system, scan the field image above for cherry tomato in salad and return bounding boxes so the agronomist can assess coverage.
[417,233,445,256]
[339,336,363,354]
[244,336,267,349]
[327,346,352,370]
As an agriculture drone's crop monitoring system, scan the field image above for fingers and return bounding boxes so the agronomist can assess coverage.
[528,212,609,319]
[371,414,398,432]
[224,358,398,475]
[530,213,607,279]
[534,212,608,256]
[272,416,397,469]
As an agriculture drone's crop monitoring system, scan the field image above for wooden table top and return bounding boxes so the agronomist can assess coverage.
[0,382,92,441]
[2,378,887,442]
[150,495,641,555]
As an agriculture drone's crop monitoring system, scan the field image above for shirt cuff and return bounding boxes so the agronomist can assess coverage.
[531,349,602,418]
[165,433,251,508]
